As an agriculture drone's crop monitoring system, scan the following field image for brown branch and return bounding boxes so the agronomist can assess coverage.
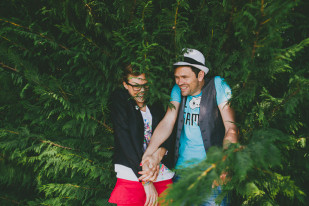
[1,35,27,51]
[188,164,216,190]
[142,3,146,31]
[66,183,97,190]
[4,130,74,151]
[40,140,73,150]
[3,130,73,150]
[3,130,19,134]
[0,18,28,29]
[188,145,245,190]
[225,0,235,34]
[0,19,69,50]
[129,0,137,23]
[0,196,20,205]
[58,86,70,101]
[271,85,301,117]
[37,33,68,51]
[173,1,181,47]
[0,62,19,72]
[90,116,113,133]
[251,0,270,59]
[251,25,262,59]
[260,0,264,15]
[76,30,110,56]
[83,0,101,21]
[84,3,93,16]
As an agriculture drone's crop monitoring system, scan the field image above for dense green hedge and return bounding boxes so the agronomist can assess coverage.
[1,0,308,205]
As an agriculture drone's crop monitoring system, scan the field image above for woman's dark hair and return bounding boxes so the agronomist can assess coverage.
[122,64,142,82]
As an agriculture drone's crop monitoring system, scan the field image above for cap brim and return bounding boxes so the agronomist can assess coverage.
[173,62,209,74]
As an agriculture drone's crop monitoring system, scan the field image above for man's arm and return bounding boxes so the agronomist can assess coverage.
[218,102,238,148]
[143,101,180,157]
[138,101,180,181]
[211,101,238,187]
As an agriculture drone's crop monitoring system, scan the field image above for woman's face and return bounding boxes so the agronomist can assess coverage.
[123,73,148,106]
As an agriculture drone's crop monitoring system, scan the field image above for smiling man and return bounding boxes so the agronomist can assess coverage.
[139,49,238,205]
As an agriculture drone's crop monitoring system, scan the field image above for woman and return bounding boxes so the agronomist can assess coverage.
[108,64,174,206]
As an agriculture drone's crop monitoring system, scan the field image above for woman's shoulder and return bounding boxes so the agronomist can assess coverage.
[109,88,133,112]
[148,100,165,116]
[111,88,130,101]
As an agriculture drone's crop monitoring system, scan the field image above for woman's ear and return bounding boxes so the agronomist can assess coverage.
[123,81,129,90]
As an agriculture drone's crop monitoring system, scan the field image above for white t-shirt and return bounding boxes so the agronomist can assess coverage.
[115,106,174,182]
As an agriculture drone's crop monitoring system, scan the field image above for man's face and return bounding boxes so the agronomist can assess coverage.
[174,66,204,96]
[123,73,148,105]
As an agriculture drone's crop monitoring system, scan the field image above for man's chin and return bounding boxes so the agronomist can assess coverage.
[181,92,189,96]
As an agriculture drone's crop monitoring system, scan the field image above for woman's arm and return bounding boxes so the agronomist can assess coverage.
[143,182,158,206]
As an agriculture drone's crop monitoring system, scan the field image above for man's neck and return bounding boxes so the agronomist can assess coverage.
[200,79,205,89]
[190,79,205,96]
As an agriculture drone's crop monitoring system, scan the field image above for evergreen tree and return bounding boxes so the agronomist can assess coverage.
[0,0,308,205]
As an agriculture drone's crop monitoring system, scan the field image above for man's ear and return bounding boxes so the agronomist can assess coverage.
[123,81,129,90]
[198,71,205,81]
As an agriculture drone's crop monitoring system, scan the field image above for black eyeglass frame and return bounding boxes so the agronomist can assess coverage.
[125,81,149,91]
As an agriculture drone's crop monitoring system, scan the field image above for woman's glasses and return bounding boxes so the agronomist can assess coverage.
[126,81,149,91]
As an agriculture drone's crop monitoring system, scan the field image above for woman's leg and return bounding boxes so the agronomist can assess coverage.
[153,179,173,205]
[153,179,173,195]
[109,178,146,205]
[117,204,144,206]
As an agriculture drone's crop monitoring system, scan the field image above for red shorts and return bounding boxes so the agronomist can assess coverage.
[109,178,173,205]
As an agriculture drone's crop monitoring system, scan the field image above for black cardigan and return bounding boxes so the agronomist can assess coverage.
[110,89,172,178]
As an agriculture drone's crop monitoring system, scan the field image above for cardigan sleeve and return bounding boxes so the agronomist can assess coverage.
[110,90,143,178]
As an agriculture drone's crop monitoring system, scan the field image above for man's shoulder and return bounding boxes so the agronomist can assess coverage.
[214,76,231,89]
[170,84,182,103]
[214,75,225,83]
[172,84,181,93]
[213,76,232,104]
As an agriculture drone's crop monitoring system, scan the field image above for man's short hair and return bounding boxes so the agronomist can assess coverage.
[190,66,201,78]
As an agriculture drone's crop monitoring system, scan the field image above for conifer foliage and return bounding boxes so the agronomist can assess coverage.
[0,0,308,205]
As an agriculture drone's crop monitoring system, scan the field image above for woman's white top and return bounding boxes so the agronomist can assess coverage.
[115,106,174,182]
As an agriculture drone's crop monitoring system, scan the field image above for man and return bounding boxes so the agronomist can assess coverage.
[139,49,238,205]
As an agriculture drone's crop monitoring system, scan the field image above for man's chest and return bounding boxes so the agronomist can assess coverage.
[183,96,201,127]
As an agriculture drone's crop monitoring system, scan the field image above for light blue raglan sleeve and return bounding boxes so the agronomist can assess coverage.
[170,84,181,103]
[214,76,232,105]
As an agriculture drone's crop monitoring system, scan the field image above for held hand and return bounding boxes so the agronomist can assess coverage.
[143,182,158,206]
[142,154,160,169]
[139,155,160,182]
[139,160,160,182]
